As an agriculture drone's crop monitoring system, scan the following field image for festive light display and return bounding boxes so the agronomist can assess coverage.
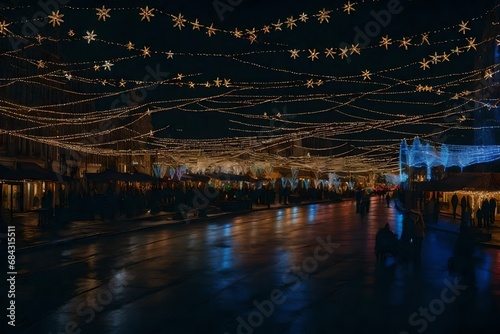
[401,138,500,176]
[0,2,499,178]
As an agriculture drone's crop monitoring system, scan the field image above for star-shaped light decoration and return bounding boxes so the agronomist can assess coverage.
[416,84,424,92]
[119,79,126,87]
[316,9,331,24]
[103,60,113,71]
[83,30,97,44]
[316,80,323,86]
[421,33,430,45]
[126,41,134,50]
[192,19,201,30]
[465,37,477,51]
[36,60,46,68]
[214,77,222,87]
[324,48,336,59]
[141,46,151,58]
[299,13,308,23]
[419,58,431,70]
[308,49,319,61]
[93,65,100,71]
[166,50,174,59]
[496,38,500,46]
[232,28,243,38]
[36,34,43,44]
[224,78,231,87]
[64,72,72,80]
[398,37,412,50]
[362,70,372,81]
[0,20,11,34]
[172,13,186,30]
[343,1,356,14]
[248,33,257,44]
[451,46,463,55]
[205,81,211,88]
[380,35,392,50]
[429,52,440,65]
[272,20,283,31]
[101,80,108,86]
[188,82,195,89]
[96,5,111,21]
[286,16,297,30]
[289,49,300,59]
[451,93,460,100]
[458,20,471,35]
[484,69,494,79]
[48,10,64,27]
[441,52,450,62]
[206,24,216,37]
[67,29,75,37]
[306,79,315,88]
[246,28,257,44]
[350,43,361,55]
[177,73,184,80]
[140,6,155,22]
[262,25,271,33]
[339,47,349,59]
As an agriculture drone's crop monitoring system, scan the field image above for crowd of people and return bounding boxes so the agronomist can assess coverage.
[450,193,497,230]
[34,181,344,225]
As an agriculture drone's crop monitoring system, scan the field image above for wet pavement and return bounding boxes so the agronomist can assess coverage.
[9,197,500,334]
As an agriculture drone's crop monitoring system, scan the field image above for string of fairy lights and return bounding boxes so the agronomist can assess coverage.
[0,2,499,176]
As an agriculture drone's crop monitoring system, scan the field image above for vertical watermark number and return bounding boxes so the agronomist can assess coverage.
[6,225,17,327]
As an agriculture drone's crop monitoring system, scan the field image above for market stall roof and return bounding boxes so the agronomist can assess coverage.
[86,169,155,182]
[415,173,500,192]
[0,164,24,182]
[17,162,71,182]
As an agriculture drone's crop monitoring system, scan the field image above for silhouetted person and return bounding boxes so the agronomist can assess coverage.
[482,199,490,229]
[451,226,476,284]
[460,196,467,219]
[375,223,398,262]
[359,200,366,218]
[489,198,496,224]
[413,215,425,262]
[355,190,362,213]
[461,207,472,231]
[451,193,459,219]
[363,194,370,212]
[386,193,391,207]
[476,208,482,228]
[284,186,290,205]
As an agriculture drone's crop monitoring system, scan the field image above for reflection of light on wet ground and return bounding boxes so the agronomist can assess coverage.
[223,223,231,237]
[221,246,231,269]
[291,206,299,224]
[308,205,316,223]
[476,251,493,290]
[393,213,403,238]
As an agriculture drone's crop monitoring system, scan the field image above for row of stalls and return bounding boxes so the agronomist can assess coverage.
[1,163,352,214]
[415,172,500,219]
[0,162,71,213]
